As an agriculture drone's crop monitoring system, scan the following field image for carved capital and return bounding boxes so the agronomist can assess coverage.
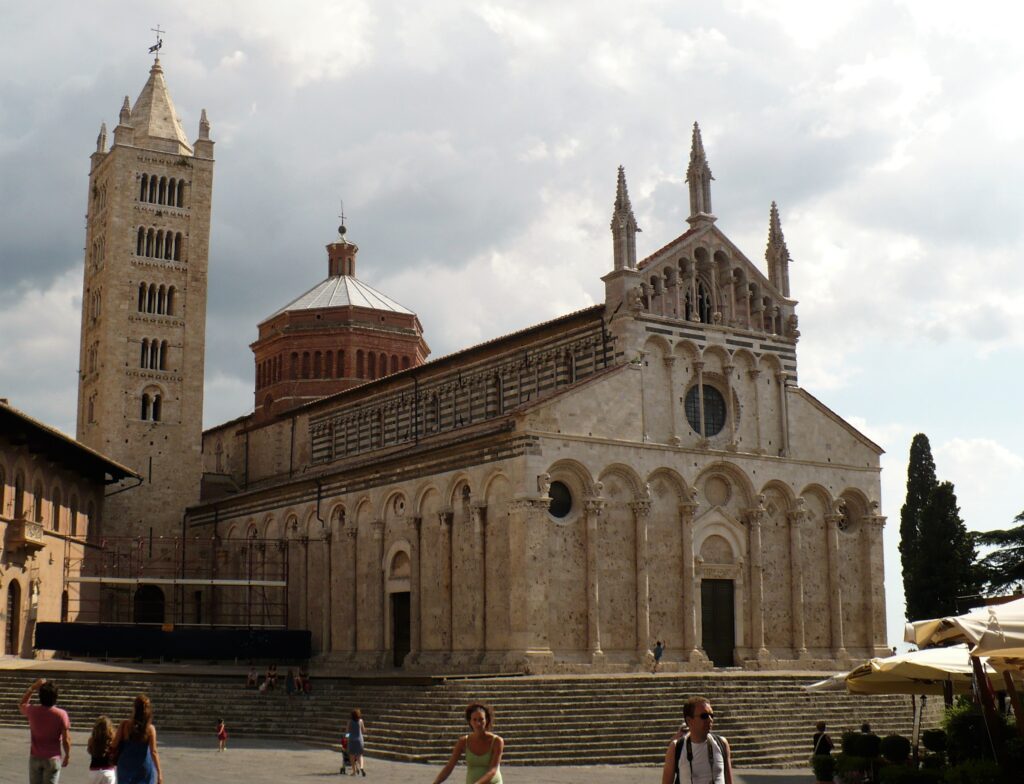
[747,368,761,380]
[630,500,652,519]
[437,508,453,527]
[370,519,385,540]
[411,515,423,532]
[694,360,705,372]
[663,356,677,368]
[537,472,552,497]
[585,497,606,516]
[344,525,358,541]
[868,515,887,530]
[744,494,767,526]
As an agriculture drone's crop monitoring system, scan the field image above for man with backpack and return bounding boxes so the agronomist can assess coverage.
[660,695,733,784]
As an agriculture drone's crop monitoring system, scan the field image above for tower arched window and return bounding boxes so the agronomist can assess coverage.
[166,287,175,315]
[379,352,387,377]
[140,339,149,368]
[168,178,176,204]
[50,487,61,532]
[138,283,146,312]
[148,175,157,203]
[137,228,145,256]
[13,471,25,519]
[174,233,183,262]
[391,355,398,374]
[159,341,168,371]
[325,351,333,378]
[158,176,167,205]
[302,352,311,379]
[33,481,44,522]
[141,393,151,420]
[146,228,154,257]
[402,356,410,370]
[157,285,166,314]
[367,352,376,379]
[337,350,345,378]
[139,174,149,202]
[697,281,713,324]
[314,351,322,378]
[176,180,185,207]
[356,350,364,379]
[152,395,162,422]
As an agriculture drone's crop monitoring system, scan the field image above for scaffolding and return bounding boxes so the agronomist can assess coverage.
[64,534,292,628]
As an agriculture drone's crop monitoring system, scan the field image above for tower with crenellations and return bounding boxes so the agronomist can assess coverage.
[75,55,214,539]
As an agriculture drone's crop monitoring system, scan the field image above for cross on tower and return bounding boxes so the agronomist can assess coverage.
[149,25,165,55]
[338,200,348,237]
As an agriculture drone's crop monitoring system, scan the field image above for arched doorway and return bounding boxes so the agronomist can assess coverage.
[386,549,411,667]
[6,581,22,656]
[133,585,165,624]
[700,579,735,667]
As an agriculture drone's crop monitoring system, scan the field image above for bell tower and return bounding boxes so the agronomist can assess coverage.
[76,55,214,539]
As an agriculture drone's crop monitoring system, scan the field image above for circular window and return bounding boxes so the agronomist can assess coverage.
[684,385,727,437]
[548,481,573,519]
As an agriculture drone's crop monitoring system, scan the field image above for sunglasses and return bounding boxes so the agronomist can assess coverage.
[698,712,715,720]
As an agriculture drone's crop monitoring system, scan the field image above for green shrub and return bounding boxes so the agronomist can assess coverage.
[842,731,862,756]
[880,734,912,763]
[921,752,945,770]
[811,753,836,781]
[862,732,882,759]
[922,728,947,754]
[842,731,882,758]
[942,702,1007,764]
[942,760,1003,784]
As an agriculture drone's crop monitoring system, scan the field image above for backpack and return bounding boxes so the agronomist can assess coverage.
[673,733,729,784]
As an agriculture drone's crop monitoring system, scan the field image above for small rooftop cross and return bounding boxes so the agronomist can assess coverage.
[149,25,165,55]
[338,200,348,237]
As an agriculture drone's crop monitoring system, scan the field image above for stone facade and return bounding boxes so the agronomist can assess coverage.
[75,57,213,541]
[189,126,889,673]
[0,401,137,657]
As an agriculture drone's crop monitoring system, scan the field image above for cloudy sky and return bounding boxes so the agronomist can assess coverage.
[2,0,1023,647]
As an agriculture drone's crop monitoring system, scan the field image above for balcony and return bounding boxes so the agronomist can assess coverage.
[4,516,46,552]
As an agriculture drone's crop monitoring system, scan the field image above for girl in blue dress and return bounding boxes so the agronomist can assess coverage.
[114,694,163,784]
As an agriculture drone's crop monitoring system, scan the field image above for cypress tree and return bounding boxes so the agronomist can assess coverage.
[900,434,937,621]
[914,481,979,618]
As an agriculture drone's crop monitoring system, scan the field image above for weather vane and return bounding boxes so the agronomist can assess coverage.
[149,25,165,55]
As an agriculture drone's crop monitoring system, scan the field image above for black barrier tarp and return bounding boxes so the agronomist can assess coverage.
[35,623,312,660]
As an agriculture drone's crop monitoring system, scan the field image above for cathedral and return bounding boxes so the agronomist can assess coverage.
[69,57,888,672]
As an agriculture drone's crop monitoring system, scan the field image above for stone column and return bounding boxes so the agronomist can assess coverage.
[507,495,553,670]
[775,370,790,457]
[787,500,809,658]
[748,368,764,453]
[631,497,652,659]
[723,363,737,450]
[345,524,358,654]
[470,502,487,655]
[371,519,386,659]
[410,515,423,661]
[695,360,707,445]
[438,508,453,652]
[745,497,770,661]
[679,489,702,661]
[584,494,605,660]
[824,502,848,659]
[320,526,332,657]
[664,357,680,445]
[689,273,699,322]
[865,509,886,654]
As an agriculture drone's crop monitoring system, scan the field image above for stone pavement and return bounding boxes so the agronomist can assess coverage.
[0,727,811,784]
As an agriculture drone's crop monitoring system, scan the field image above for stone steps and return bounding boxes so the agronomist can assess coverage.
[0,670,937,767]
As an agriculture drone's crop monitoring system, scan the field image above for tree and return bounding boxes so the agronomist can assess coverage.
[914,481,981,619]
[974,511,1024,593]
[900,434,938,621]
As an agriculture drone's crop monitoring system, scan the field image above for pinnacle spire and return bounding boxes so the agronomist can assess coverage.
[766,201,792,297]
[96,122,107,153]
[198,109,210,140]
[119,96,131,125]
[610,165,640,271]
[686,122,715,225]
[128,57,192,154]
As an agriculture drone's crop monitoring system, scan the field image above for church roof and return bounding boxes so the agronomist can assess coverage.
[129,58,193,155]
[265,274,414,321]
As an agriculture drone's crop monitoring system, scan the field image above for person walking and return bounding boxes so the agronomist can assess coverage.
[347,708,366,776]
[19,678,71,784]
[432,703,504,784]
[216,718,228,752]
[113,694,163,784]
[87,716,117,784]
[661,695,733,784]
[653,640,665,673]
[812,721,834,755]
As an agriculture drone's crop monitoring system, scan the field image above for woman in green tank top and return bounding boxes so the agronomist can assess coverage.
[432,702,504,784]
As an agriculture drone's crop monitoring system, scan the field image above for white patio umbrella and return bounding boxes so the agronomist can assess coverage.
[844,645,990,695]
[905,597,1024,664]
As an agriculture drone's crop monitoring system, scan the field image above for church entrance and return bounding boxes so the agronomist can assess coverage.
[133,584,166,624]
[700,579,735,667]
[6,581,21,656]
[391,591,411,667]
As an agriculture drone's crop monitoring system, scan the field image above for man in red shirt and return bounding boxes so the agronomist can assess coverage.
[19,678,71,784]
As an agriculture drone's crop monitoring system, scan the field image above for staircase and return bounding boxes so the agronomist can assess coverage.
[0,669,940,767]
